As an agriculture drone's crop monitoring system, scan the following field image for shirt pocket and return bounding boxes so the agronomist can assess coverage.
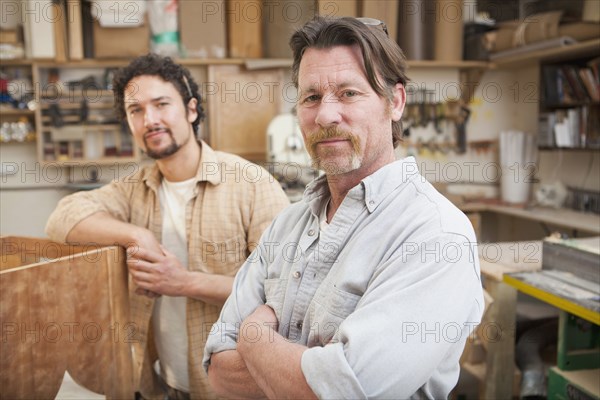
[196,234,247,276]
[264,278,287,325]
[309,286,362,346]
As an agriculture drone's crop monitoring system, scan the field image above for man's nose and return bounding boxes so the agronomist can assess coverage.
[144,107,160,128]
[314,97,342,127]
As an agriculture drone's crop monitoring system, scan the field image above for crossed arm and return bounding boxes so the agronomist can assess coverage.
[208,304,317,400]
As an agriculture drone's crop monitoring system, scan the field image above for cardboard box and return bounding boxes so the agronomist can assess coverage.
[179,0,227,58]
[93,17,149,58]
[0,29,19,44]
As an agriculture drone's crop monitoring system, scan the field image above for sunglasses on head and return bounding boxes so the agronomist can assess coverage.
[356,17,389,37]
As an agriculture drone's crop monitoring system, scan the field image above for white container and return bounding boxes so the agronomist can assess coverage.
[501,166,532,204]
[84,131,102,160]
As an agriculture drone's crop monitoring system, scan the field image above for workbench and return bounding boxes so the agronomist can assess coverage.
[504,270,599,400]
[459,203,600,243]
[462,241,543,399]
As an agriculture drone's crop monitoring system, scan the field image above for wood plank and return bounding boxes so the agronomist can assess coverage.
[551,367,600,397]
[482,279,517,400]
[359,0,399,41]
[52,0,69,62]
[227,0,263,58]
[66,0,84,60]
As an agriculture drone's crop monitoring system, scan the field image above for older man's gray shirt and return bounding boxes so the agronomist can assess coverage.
[203,157,484,399]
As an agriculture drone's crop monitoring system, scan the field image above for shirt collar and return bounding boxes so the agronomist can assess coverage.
[302,157,420,216]
[142,140,222,191]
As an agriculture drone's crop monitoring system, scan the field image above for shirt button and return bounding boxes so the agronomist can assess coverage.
[369,200,375,206]
[293,271,301,279]
[296,321,303,329]
[308,229,315,236]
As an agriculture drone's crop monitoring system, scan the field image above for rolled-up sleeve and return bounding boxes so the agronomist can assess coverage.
[45,181,132,242]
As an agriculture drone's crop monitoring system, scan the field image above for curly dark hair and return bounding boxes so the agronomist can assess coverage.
[290,16,409,148]
[112,53,205,134]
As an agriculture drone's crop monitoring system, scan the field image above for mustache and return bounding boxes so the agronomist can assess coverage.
[306,127,360,152]
[144,126,171,138]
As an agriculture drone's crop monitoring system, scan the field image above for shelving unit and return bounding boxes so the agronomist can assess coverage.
[536,45,600,150]
[0,61,37,144]
[489,39,600,68]
[33,63,139,165]
[2,38,598,164]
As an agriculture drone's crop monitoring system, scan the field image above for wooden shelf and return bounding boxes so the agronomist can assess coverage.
[0,59,34,66]
[489,38,600,69]
[20,57,493,70]
[35,59,130,68]
[461,203,600,235]
[41,156,138,166]
[0,138,36,144]
[40,102,113,110]
[542,101,600,109]
[0,109,35,116]
[407,60,489,69]
[10,44,600,72]
[35,58,249,68]
[40,90,114,100]
[538,146,600,151]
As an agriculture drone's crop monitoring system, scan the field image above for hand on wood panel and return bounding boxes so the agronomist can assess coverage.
[126,244,191,297]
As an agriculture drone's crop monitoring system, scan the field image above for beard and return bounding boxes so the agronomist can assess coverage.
[305,126,362,175]
[143,128,182,159]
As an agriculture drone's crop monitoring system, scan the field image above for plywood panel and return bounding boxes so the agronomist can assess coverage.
[208,65,283,162]
[227,0,263,58]
[0,236,133,399]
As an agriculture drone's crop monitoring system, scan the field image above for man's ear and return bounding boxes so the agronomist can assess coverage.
[186,97,198,123]
[390,82,406,122]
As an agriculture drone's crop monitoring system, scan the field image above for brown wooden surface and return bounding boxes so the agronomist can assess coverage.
[227,0,263,58]
[264,0,314,58]
[0,236,133,399]
[481,278,518,399]
[319,0,357,17]
[66,0,84,60]
[208,64,283,162]
[53,0,68,62]
[359,0,399,41]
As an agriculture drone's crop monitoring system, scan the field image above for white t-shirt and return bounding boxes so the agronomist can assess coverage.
[153,177,196,392]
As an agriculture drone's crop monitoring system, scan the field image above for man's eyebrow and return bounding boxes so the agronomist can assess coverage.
[299,86,319,96]
[300,82,361,95]
[125,96,172,110]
